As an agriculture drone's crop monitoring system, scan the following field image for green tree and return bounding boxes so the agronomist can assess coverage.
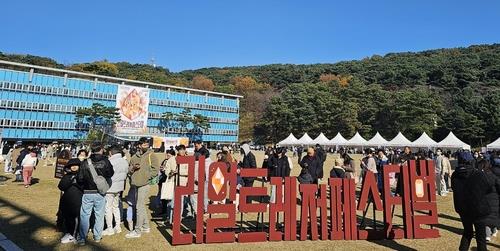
[75,103,120,142]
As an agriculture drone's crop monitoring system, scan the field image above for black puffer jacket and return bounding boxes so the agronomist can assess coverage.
[300,155,323,181]
[451,164,492,221]
[58,171,83,216]
[77,154,114,192]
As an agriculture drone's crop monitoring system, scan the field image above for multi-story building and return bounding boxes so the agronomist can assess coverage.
[0,60,241,143]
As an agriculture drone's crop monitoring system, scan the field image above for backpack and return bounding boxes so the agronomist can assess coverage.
[86,159,110,195]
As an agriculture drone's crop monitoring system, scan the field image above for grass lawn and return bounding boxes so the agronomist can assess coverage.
[0,151,499,251]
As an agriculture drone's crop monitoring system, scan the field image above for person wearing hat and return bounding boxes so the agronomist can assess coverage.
[58,158,83,244]
[126,137,160,238]
[451,151,493,251]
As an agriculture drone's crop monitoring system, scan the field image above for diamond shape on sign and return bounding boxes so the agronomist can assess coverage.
[211,167,225,195]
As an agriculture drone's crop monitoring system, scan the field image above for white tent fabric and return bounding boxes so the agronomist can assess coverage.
[487,137,500,150]
[411,132,437,148]
[329,132,348,146]
[366,132,388,146]
[297,133,314,145]
[346,132,367,146]
[313,133,330,145]
[278,133,299,146]
[387,132,412,147]
[437,131,471,150]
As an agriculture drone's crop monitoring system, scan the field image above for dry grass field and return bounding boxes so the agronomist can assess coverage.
[1,151,499,251]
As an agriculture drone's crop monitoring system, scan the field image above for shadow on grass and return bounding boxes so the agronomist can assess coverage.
[368,239,418,251]
[0,197,112,251]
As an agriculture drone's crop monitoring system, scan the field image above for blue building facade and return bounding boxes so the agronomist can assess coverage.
[0,60,241,143]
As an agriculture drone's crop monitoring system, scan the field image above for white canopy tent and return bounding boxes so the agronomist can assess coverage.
[437,131,471,150]
[297,133,315,146]
[278,133,299,146]
[387,132,412,147]
[411,132,437,148]
[313,133,330,145]
[329,132,348,146]
[345,132,367,146]
[366,132,388,147]
[487,137,500,150]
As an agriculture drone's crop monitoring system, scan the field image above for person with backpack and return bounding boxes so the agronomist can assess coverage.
[76,142,114,246]
[126,137,160,239]
[451,151,495,251]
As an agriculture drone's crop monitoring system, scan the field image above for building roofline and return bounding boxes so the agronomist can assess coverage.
[0,59,243,99]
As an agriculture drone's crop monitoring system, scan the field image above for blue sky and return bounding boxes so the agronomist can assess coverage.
[1,0,499,72]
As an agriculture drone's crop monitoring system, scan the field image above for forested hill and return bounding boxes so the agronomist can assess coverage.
[1,44,499,147]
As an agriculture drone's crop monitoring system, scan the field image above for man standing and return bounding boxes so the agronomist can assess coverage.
[76,142,114,245]
[103,145,129,236]
[315,144,327,170]
[452,151,491,251]
[126,137,160,238]
[299,147,322,184]
[435,148,447,196]
[239,143,257,188]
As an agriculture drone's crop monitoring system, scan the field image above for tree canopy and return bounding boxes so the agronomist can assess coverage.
[2,43,499,147]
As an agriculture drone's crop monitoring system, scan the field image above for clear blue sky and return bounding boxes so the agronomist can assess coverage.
[1,0,499,72]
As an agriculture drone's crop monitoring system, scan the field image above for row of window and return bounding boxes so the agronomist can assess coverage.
[147,126,238,136]
[0,100,238,124]
[148,112,239,124]
[0,118,77,130]
[149,98,238,113]
[0,81,113,100]
[0,118,239,136]
[0,81,239,113]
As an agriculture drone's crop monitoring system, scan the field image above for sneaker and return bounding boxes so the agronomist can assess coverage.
[94,239,101,243]
[141,227,151,233]
[125,230,141,238]
[60,234,75,244]
[486,237,491,242]
[102,228,115,236]
[76,239,85,246]
[114,227,122,234]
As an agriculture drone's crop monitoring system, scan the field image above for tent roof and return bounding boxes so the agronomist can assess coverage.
[329,132,348,145]
[366,132,388,146]
[297,133,314,145]
[278,133,298,146]
[313,133,330,145]
[487,137,500,150]
[346,132,367,146]
[437,131,471,150]
[387,132,412,147]
[411,132,437,148]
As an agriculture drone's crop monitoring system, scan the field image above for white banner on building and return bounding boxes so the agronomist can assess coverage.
[115,85,149,134]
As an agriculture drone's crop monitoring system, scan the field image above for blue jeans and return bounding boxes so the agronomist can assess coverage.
[79,193,105,241]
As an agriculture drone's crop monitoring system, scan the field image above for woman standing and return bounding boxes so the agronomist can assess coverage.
[21,149,38,188]
[58,159,83,244]
[160,149,177,223]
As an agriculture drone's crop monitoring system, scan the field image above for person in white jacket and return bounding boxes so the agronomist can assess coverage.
[103,145,129,236]
[21,149,38,188]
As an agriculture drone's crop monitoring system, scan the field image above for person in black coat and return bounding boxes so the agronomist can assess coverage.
[238,143,257,188]
[451,151,492,251]
[299,147,322,184]
[58,158,83,243]
[477,158,500,240]
[273,148,291,178]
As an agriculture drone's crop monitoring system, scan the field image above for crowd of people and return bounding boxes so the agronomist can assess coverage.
[2,139,500,250]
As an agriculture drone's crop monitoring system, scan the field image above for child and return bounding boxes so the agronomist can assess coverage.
[58,158,83,244]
